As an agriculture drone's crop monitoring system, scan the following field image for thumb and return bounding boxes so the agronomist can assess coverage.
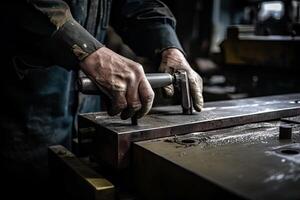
[159,64,175,97]
[162,84,174,97]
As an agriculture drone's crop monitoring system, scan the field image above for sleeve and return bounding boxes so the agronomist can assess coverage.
[23,0,104,69]
[111,0,185,60]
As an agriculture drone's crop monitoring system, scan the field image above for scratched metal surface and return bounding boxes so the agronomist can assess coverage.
[82,93,300,134]
[79,93,300,168]
[133,118,300,199]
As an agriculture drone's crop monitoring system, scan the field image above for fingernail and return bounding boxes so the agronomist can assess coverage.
[192,101,202,112]
[166,88,174,96]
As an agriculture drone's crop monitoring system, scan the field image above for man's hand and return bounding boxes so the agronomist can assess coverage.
[79,47,155,119]
[159,48,204,111]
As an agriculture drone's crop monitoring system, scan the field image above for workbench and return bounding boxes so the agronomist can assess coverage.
[49,93,300,199]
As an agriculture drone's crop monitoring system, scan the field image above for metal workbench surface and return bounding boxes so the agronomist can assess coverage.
[79,93,300,168]
[133,117,300,199]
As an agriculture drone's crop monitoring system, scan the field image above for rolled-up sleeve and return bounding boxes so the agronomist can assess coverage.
[111,0,184,60]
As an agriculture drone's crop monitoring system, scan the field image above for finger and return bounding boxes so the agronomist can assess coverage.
[107,91,127,116]
[159,65,175,97]
[189,74,204,112]
[121,106,140,120]
[162,84,174,97]
[120,83,142,120]
[135,79,155,119]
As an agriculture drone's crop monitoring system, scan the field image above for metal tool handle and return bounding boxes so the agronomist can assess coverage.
[174,70,193,115]
[78,73,174,95]
[78,71,192,125]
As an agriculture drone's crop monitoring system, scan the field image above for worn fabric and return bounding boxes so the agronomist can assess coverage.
[0,0,183,179]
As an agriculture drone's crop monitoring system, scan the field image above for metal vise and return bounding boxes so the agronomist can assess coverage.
[78,70,193,124]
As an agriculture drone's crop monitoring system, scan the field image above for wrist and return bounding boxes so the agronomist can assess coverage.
[80,46,108,66]
[161,48,185,59]
[54,19,104,61]
[160,48,188,67]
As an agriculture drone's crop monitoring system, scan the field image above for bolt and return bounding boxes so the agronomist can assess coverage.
[279,124,292,140]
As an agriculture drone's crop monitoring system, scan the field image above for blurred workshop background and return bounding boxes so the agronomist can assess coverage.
[106,0,300,104]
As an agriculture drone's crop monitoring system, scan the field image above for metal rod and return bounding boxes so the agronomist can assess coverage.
[78,73,174,95]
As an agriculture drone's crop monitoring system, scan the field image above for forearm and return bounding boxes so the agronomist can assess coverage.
[25,0,104,68]
[121,23,184,60]
[53,19,104,61]
[111,0,184,60]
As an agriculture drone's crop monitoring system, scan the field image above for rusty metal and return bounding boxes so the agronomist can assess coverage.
[133,119,300,199]
[78,93,300,169]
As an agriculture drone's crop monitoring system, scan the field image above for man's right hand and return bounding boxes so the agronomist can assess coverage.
[79,47,155,120]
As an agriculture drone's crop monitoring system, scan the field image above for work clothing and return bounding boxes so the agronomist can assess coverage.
[0,0,183,180]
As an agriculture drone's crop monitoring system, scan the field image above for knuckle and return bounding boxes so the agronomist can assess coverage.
[115,99,127,110]
[116,103,127,110]
[126,71,136,82]
[188,75,197,84]
[128,101,142,111]
[134,64,145,75]
[144,90,155,103]
[189,72,203,84]
[127,63,145,82]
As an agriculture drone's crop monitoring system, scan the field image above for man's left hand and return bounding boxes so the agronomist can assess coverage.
[159,48,204,111]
